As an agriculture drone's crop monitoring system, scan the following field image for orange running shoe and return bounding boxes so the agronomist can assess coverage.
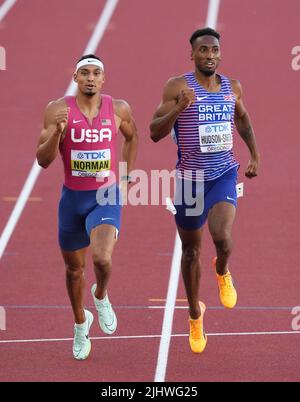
[189,302,207,353]
[212,257,237,308]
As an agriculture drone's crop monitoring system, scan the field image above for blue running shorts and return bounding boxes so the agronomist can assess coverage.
[174,167,238,231]
[58,184,122,251]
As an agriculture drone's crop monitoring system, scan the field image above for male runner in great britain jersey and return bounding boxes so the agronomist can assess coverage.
[37,55,138,360]
[150,28,259,353]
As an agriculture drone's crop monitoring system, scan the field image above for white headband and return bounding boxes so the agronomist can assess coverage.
[76,58,104,72]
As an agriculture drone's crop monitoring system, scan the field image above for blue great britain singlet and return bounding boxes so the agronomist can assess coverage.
[172,73,239,181]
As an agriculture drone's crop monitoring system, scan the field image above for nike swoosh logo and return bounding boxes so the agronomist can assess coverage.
[104,317,116,331]
[101,218,114,221]
[73,119,83,124]
[197,96,209,101]
[227,196,235,201]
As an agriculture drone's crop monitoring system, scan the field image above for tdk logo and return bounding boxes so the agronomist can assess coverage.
[77,151,107,160]
[205,124,229,133]
[71,128,112,143]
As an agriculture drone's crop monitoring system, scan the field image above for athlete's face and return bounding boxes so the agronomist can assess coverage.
[74,65,105,96]
[191,35,221,76]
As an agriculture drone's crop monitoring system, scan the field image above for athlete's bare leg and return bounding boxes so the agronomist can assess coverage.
[177,226,203,319]
[90,224,118,300]
[208,202,236,275]
[61,247,88,324]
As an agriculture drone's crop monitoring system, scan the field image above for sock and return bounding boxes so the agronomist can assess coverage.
[75,319,87,329]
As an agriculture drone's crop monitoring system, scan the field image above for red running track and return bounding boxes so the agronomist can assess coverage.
[0,0,300,382]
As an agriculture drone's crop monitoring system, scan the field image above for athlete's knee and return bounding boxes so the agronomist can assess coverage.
[93,253,112,271]
[211,230,232,254]
[182,245,200,265]
[65,263,85,281]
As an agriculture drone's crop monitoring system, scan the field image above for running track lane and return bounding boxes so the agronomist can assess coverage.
[1,0,299,382]
[0,0,209,382]
[166,0,300,382]
[0,0,107,230]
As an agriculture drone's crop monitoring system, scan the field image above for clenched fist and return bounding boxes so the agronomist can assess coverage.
[245,156,260,179]
[55,107,69,134]
[176,88,195,112]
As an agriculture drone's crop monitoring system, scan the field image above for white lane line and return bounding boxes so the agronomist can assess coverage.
[154,233,182,382]
[0,0,17,22]
[65,0,118,96]
[0,0,119,260]
[1,330,299,345]
[153,0,221,383]
[206,0,220,28]
[0,160,41,259]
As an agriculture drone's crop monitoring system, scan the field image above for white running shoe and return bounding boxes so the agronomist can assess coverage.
[91,284,117,335]
[73,309,94,360]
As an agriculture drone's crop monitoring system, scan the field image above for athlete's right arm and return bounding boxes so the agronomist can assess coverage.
[36,101,69,169]
[150,78,195,142]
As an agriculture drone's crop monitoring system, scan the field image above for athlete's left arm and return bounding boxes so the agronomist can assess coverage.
[114,99,138,179]
[232,79,260,178]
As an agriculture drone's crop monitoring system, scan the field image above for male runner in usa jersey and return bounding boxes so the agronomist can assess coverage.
[37,55,138,360]
[150,28,259,353]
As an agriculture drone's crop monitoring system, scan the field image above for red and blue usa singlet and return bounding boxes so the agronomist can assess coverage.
[59,94,117,191]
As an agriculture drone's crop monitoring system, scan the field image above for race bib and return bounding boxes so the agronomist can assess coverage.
[71,149,111,178]
[199,122,233,153]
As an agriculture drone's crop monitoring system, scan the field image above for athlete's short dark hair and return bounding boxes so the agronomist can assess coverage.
[190,28,220,46]
[77,54,102,63]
